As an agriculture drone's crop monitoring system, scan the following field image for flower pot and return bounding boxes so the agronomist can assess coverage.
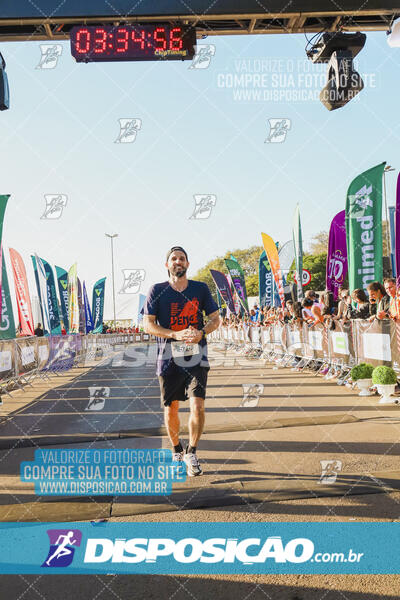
[356,378,372,396]
[376,384,397,404]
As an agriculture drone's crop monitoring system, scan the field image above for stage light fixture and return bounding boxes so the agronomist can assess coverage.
[306,32,366,111]
[0,52,9,111]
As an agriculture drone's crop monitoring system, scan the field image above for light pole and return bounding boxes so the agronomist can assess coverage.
[383,165,395,273]
[105,233,118,330]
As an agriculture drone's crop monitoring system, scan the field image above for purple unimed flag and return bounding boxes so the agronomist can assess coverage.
[210,269,236,314]
[396,173,400,284]
[326,210,348,301]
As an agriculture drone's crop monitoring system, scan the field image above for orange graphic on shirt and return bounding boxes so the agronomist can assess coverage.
[170,298,200,330]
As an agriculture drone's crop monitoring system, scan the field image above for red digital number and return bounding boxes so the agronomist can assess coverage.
[75,28,91,54]
[170,27,183,50]
[94,28,107,53]
[131,28,145,50]
[154,27,167,51]
[116,28,129,53]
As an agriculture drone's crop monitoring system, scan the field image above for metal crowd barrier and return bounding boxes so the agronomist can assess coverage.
[208,319,400,373]
[0,332,154,397]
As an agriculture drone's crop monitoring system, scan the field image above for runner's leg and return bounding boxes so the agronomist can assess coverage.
[188,397,205,447]
[164,400,180,446]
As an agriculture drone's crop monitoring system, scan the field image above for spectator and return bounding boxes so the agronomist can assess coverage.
[34,323,44,337]
[367,281,389,320]
[311,299,324,324]
[334,288,351,321]
[305,290,316,301]
[321,291,335,316]
[253,304,260,320]
[350,289,371,319]
[249,309,257,323]
[302,298,314,322]
[382,278,398,321]
[284,300,294,323]
[292,301,303,323]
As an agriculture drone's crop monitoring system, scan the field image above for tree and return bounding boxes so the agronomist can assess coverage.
[382,219,390,257]
[309,231,328,255]
[302,253,327,291]
[246,273,259,296]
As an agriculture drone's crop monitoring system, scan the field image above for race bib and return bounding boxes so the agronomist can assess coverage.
[171,342,200,358]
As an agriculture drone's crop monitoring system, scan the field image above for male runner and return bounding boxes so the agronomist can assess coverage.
[143,246,220,476]
[45,531,77,566]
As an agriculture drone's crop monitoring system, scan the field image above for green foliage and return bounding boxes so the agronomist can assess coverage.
[302,253,327,291]
[351,362,374,381]
[372,365,398,385]
[246,273,259,297]
[287,252,327,292]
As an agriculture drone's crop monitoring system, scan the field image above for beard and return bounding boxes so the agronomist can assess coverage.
[173,266,187,278]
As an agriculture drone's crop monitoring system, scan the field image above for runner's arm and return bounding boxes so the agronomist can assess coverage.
[143,315,191,341]
[203,310,221,334]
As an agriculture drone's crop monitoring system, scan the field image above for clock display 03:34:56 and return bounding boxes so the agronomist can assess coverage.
[70,24,196,62]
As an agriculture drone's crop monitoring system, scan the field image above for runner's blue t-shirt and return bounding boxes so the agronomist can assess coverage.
[144,280,218,375]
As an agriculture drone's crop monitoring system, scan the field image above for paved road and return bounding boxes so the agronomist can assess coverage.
[0,343,400,597]
[0,347,164,445]
[0,342,399,519]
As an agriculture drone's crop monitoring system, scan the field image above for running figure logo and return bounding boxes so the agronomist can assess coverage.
[265,119,291,143]
[42,529,82,568]
[188,44,216,69]
[348,184,373,219]
[119,269,146,294]
[318,459,342,484]
[41,194,67,220]
[86,386,110,411]
[241,383,264,407]
[36,45,62,69]
[189,195,217,219]
[115,118,142,143]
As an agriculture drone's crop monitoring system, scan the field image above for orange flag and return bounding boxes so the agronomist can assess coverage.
[261,233,285,307]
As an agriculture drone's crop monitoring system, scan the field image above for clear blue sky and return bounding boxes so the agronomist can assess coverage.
[1,30,399,320]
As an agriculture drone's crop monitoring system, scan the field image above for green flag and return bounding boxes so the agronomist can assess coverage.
[0,195,14,336]
[345,162,385,292]
[292,204,303,301]
[0,195,9,243]
[92,277,106,333]
[224,257,249,314]
[0,256,16,339]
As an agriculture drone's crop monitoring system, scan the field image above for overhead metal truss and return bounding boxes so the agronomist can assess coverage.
[0,10,399,42]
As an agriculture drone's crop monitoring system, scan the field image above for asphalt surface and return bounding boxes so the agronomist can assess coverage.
[0,348,163,445]
[0,342,400,597]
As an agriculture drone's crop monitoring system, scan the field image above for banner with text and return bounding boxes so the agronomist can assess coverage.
[346,163,385,292]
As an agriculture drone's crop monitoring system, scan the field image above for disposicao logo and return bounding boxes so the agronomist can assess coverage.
[83,536,314,564]
[42,529,82,568]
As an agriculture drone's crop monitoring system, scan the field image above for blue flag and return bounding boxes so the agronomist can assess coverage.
[258,251,273,308]
[83,281,94,333]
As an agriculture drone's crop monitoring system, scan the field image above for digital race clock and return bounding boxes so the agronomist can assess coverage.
[70,24,196,62]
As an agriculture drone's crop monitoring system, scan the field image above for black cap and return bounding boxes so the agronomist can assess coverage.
[166,246,188,261]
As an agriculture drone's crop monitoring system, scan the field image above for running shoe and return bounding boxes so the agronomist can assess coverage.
[172,451,184,462]
[184,452,203,476]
